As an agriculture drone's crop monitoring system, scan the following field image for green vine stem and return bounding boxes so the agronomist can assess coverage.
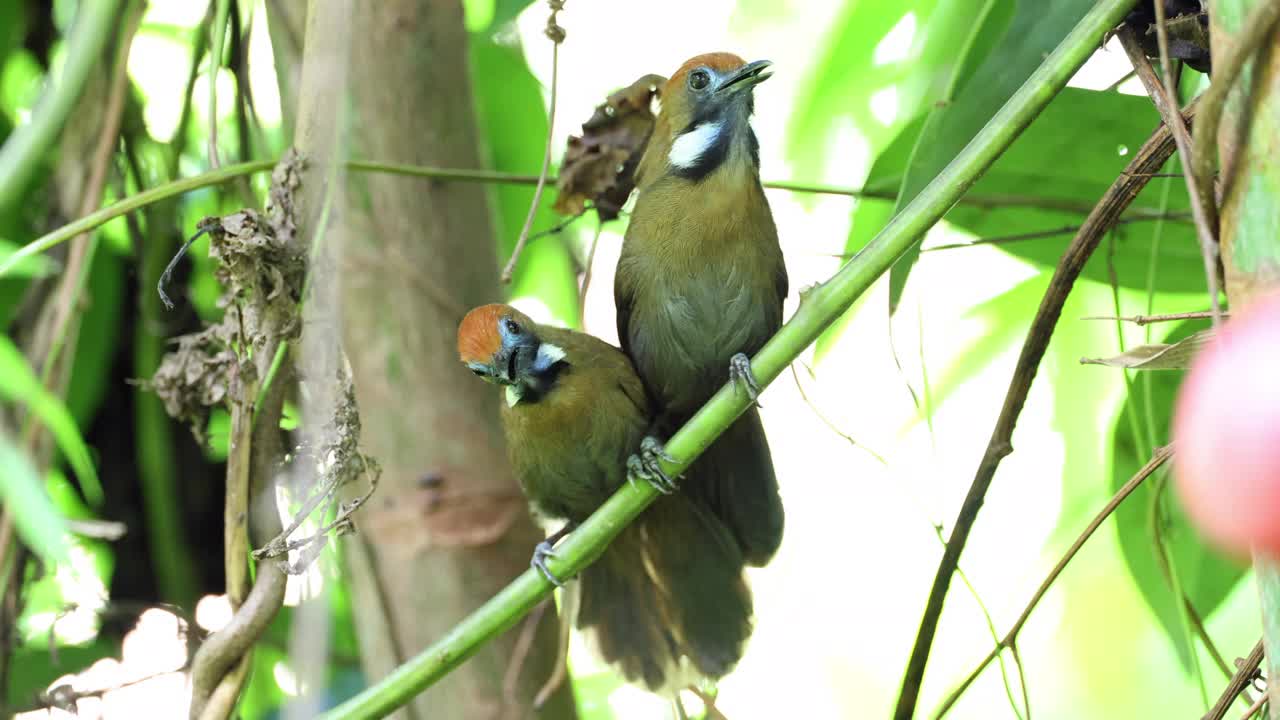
[318,1,1139,718]
[0,160,277,277]
[0,160,1174,282]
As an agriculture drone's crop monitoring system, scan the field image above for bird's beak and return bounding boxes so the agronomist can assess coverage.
[717,59,772,95]
[467,360,504,385]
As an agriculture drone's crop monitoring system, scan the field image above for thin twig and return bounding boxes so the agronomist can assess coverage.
[1239,694,1267,720]
[532,581,574,708]
[934,445,1175,717]
[1204,639,1266,720]
[898,102,1196,720]
[921,214,1191,252]
[346,159,1173,213]
[3,158,1193,280]
[789,364,887,464]
[1082,310,1222,325]
[1118,25,1222,326]
[65,518,127,540]
[501,601,549,716]
[1105,68,1137,92]
[1190,0,1280,246]
[501,2,565,284]
[577,218,603,326]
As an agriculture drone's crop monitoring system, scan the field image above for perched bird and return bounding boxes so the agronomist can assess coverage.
[457,303,754,690]
[615,52,788,567]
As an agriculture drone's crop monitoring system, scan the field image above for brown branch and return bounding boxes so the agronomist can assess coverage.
[1239,694,1268,720]
[501,1,565,284]
[897,102,1196,720]
[189,561,287,718]
[187,159,304,719]
[1118,25,1223,325]
[1083,309,1223,325]
[1190,0,1280,243]
[188,360,290,718]
[1204,639,1266,720]
[934,445,1175,717]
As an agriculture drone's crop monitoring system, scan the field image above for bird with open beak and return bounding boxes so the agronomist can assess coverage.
[616,53,789,569]
[457,303,755,692]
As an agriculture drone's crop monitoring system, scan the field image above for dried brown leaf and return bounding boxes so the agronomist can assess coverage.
[1080,329,1213,369]
[553,73,665,221]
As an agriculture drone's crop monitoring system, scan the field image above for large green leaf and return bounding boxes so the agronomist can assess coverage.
[0,434,69,565]
[942,88,1205,293]
[5,639,116,710]
[886,0,1096,311]
[788,0,1014,185]
[468,37,580,327]
[810,0,1016,356]
[1109,320,1246,672]
[65,242,127,433]
[0,336,102,505]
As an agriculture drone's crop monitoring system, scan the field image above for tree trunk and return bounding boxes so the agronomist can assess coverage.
[290,2,575,718]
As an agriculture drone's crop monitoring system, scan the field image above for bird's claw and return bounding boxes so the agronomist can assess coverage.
[627,436,679,494]
[729,353,762,407]
[531,539,565,587]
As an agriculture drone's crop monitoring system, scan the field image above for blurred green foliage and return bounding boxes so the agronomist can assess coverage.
[0,0,1263,718]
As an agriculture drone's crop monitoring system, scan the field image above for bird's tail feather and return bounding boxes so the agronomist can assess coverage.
[577,494,753,690]
[684,407,784,567]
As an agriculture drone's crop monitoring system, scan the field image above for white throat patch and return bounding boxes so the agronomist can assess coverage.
[536,342,566,367]
[668,122,722,169]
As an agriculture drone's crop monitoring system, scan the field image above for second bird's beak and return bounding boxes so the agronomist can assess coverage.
[470,352,526,406]
[717,59,772,95]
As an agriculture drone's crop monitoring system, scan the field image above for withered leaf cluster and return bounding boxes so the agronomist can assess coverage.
[148,152,307,443]
[553,73,666,221]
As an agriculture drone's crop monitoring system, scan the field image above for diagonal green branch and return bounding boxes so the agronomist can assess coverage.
[318,1,1140,718]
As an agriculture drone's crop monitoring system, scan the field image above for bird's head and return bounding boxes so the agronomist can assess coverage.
[650,52,772,180]
[457,304,567,407]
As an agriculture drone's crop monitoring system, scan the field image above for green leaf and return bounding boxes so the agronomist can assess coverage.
[888,0,1096,312]
[491,0,535,28]
[0,336,103,506]
[1111,320,1246,672]
[897,271,1049,428]
[941,88,1205,293]
[0,434,69,564]
[788,0,1014,185]
[812,0,1016,354]
[469,36,580,327]
[5,638,117,709]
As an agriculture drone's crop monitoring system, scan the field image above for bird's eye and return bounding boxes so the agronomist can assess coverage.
[688,70,711,91]
[504,318,520,334]
[471,368,487,376]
